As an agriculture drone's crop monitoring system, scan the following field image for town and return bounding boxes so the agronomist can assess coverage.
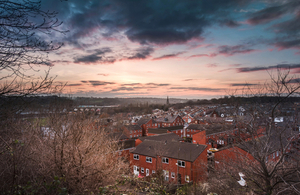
[8,95,299,194]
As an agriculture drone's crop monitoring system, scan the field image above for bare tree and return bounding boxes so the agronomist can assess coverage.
[213,69,300,195]
[0,0,67,96]
[0,107,129,194]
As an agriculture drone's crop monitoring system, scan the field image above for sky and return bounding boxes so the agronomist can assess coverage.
[24,0,300,99]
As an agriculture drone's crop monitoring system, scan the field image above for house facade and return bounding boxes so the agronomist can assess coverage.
[130,140,207,184]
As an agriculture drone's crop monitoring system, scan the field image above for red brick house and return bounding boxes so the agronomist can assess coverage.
[154,115,185,129]
[136,118,153,136]
[147,125,184,137]
[185,124,206,139]
[130,139,207,184]
[122,124,142,138]
[182,114,194,124]
[135,133,184,146]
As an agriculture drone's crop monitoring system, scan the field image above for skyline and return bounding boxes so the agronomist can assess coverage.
[5,0,300,99]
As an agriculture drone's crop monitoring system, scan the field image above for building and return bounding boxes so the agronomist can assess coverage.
[130,139,207,184]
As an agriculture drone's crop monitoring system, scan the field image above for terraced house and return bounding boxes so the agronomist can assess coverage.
[130,139,207,184]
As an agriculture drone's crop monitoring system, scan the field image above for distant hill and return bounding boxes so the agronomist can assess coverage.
[72,97,190,106]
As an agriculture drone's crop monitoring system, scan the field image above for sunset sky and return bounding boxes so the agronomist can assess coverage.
[30,0,300,99]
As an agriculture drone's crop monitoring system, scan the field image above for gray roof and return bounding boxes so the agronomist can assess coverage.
[125,124,142,131]
[154,115,180,123]
[160,125,184,131]
[137,118,152,126]
[186,124,206,130]
[139,133,184,142]
[131,140,207,162]
[148,128,169,134]
[205,124,234,135]
[148,125,184,134]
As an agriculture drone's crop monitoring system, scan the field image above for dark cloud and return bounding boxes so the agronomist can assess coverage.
[152,52,185,60]
[247,1,300,25]
[127,47,154,60]
[236,63,300,73]
[271,14,300,35]
[287,78,300,83]
[170,87,222,92]
[145,83,170,86]
[188,44,257,58]
[230,83,258,86]
[81,80,116,86]
[66,83,83,87]
[274,39,300,50]
[219,19,240,27]
[216,44,257,56]
[74,48,116,64]
[122,83,141,86]
[288,78,300,83]
[187,54,210,58]
[111,87,142,92]
[46,0,251,46]
[182,79,197,81]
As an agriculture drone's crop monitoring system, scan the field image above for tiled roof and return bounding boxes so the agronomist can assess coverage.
[125,124,142,130]
[154,115,180,123]
[148,128,168,134]
[205,124,234,135]
[159,125,184,131]
[137,118,152,126]
[131,140,207,162]
[139,133,184,142]
[186,124,206,130]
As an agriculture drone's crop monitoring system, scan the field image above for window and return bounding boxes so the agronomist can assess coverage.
[177,160,185,167]
[276,151,279,157]
[152,170,155,174]
[171,172,175,178]
[141,167,144,173]
[273,153,275,159]
[185,175,190,182]
[146,157,152,163]
[133,154,139,160]
[130,130,132,133]
[133,166,139,175]
[187,134,190,137]
[146,169,149,176]
[162,157,169,164]
[130,135,132,138]
[187,129,190,132]
[163,170,169,181]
